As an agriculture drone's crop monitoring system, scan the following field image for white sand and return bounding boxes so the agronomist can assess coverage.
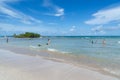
[0,49,119,80]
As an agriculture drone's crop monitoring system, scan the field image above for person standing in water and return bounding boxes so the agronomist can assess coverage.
[46,38,50,45]
[91,40,94,44]
[102,39,106,46]
[6,37,9,43]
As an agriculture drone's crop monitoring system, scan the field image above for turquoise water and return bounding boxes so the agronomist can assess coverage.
[0,36,120,77]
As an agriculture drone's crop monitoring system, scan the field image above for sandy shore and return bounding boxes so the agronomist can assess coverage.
[0,49,119,80]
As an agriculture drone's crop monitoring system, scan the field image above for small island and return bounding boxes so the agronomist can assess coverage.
[14,32,40,38]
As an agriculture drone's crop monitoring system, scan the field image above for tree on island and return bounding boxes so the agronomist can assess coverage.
[14,32,40,38]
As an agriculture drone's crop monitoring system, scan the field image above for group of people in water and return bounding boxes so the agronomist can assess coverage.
[4,37,106,47]
[4,37,51,47]
[91,39,106,46]
[38,38,51,47]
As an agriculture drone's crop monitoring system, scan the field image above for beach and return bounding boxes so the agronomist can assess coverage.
[0,47,119,80]
[0,0,120,79]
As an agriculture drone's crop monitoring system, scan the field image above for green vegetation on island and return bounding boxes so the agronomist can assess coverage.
[14,32,40,38]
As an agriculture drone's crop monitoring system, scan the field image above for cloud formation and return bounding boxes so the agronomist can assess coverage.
[91,24,120,35]
[69,26,76,32]
[43,0,64,17]
[85,6,120,25]
[85,4,120,35]
[0,23,46,35]
[0,0,18,3]
[0,0,42,24]
[92,25,120,31]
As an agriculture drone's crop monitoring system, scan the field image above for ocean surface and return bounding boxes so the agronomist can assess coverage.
[0,36,120,78]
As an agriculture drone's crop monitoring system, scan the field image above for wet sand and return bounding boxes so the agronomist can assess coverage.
[0,49,119,80]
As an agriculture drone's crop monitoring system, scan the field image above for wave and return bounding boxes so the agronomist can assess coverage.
[47,48,70,54]
[103,68,120,77]
[29,45,69,54]
[47,48,58,52]
[29,45,39,49]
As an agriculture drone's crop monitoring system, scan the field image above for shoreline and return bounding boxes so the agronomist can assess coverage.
[0,45,119,80]
[0,44,120,78]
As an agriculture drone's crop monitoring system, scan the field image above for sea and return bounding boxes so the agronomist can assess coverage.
[0,36,120,78]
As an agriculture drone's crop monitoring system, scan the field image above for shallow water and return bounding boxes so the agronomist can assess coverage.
[0,36,120,77]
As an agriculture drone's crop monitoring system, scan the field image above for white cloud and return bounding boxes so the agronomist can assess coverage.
[0,5,19,18]
[91,24,120,35]
[105,26,120,30]
[85,6,120,25]
[43,0,64,17]
[91,25,103,32]
[92,24,120,31]
[69,26,76,32]
[91,25,105,34]
[54,8,64,17]
[0,0,42,24]
[0,0,18,3]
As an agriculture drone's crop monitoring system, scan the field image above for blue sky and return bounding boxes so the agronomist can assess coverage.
[0,0,120,36]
